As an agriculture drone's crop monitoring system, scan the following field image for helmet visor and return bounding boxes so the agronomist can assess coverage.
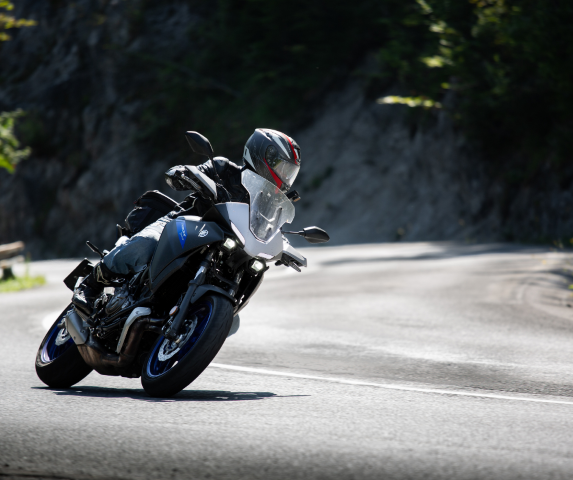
[266,156,300,189]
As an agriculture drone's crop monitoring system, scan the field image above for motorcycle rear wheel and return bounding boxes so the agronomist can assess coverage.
[141,294,233,397]
[35,304,93,388]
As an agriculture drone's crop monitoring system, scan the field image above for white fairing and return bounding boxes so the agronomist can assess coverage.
[225,203,284,259]
[223,203,307,267]
[282,240,308,267]
[224,172,306,266]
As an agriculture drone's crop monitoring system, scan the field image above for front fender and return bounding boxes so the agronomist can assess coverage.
[190,284,236,305]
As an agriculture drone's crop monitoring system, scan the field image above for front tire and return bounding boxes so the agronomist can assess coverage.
[141,294,233,397]
[35,304,93,388]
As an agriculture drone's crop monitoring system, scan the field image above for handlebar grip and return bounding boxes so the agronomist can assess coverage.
[180,174,205,193]
[173,169,201,190]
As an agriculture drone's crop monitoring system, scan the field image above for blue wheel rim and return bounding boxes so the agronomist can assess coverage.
[40,311,74,364]
[146,300,213,378]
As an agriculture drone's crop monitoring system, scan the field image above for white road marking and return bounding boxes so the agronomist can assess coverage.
[210,363,573,406]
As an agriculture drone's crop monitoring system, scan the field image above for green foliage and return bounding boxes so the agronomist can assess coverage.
[0,110,30,173]
[2,1,565,183]
[0,1,36,172]
[378,95,442,108]
[133,0,572,185]
[380,0,573,175]
[0,0,36,42]
[0,258,46,292]
[0,271,46,292]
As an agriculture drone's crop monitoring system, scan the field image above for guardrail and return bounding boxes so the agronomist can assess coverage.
[0,241,25,280]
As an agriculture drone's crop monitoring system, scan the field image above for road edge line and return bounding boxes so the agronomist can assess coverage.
[209,363,573,406]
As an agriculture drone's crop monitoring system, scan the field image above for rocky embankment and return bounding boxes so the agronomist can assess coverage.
[0,1,571,258]
[291,84,573,245]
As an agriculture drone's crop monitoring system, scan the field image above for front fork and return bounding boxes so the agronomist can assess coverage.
[163,249,215,341]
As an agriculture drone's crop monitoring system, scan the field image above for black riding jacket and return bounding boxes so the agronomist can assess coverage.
[165,157,248,217]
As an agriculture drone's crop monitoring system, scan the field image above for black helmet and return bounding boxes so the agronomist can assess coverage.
[242,128,301,191]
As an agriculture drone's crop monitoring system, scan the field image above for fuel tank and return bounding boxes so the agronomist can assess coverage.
[149,216,224,284]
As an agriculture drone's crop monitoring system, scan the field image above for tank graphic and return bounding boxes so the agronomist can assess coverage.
[176,218,187,248]
[150,216,224,283]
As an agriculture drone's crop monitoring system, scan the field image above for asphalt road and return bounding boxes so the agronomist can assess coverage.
[2,242,573,480]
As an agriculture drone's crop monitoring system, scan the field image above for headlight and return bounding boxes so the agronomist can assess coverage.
[249,259,266,274]
[222,237,237,252]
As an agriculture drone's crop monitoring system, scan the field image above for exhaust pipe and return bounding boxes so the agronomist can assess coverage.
[77,317,164,373]
[64,309,90,345]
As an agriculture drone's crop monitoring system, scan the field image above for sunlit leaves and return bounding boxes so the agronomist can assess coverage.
[377,95,442,108]
[0,111,30,173]
[388,0,573,169]
[420,55,452,68]
[415,0,433,15]
[0,1,36,42]
[0,2,36,172]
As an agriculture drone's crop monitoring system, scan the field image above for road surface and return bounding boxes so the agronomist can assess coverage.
[1,242,573,480]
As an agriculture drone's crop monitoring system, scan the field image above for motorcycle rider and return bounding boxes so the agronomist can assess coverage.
[73,128,302,315]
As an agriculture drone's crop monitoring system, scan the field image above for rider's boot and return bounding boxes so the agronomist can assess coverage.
[72,262,115,316]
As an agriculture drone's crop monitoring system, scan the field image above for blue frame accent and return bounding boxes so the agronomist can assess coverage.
[145,300,214,378]
[40,313,74,364]
[176,217,187,249]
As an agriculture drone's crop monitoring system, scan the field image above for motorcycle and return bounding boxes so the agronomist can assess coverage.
[34,132,329,397]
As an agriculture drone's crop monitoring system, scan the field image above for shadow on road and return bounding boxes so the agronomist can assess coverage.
[32,386,307,402]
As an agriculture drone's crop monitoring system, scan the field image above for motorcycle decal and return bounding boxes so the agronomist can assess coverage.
[176,218,187,248]
[199,230,208,238]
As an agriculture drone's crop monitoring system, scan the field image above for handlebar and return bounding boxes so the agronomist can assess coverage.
[173,169,218,203]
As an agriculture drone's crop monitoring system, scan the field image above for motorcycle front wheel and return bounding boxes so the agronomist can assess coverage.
[35,304,93,388]
[141,294,233,397]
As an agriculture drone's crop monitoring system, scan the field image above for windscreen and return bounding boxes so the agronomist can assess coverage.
[241,169,295,243]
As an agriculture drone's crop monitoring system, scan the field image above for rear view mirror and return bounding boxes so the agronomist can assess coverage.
[301,227,330,244]
[283,226,330,244]
[185,131,214,160]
